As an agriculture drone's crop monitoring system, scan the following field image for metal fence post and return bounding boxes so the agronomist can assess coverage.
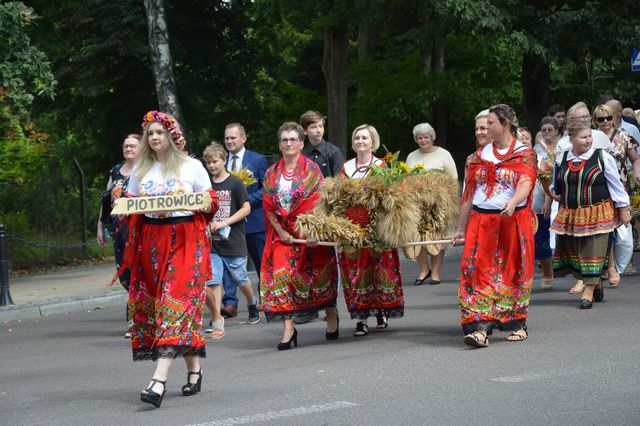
[73,157,88,257]
[0,224,14,306]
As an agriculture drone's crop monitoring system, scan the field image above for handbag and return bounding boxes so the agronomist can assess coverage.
[100,190,113,225]
[614,223,633,273]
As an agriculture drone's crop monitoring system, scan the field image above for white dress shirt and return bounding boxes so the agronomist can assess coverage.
[226,147,246,172]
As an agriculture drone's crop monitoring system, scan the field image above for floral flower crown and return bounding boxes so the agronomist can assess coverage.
[141,110,187,150]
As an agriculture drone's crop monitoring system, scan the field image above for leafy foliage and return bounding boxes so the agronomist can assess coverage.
[3,0,640,270]
[0,2,56,117]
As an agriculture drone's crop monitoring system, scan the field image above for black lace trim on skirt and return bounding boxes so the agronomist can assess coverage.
[462,319,526,336]
[132,345,206,362]
[349,307,404,320]
[264,300,337,322]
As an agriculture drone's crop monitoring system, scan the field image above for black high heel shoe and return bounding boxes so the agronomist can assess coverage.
[140,378,167,408]
[326,316,340,340]
[277,327,298,350]
[593,285,604,302]
[182,369,202,396]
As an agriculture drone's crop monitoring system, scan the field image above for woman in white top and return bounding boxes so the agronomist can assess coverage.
[451,104,537,348]
[532,116,563,291]
[121,111,217,408]
[340,125,404,336]
[550,121,631,309]
[405,123,458,285]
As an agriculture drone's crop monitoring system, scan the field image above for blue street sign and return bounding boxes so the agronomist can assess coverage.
[632,48,640,71]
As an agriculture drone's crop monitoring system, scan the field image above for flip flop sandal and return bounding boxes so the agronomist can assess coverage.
[375,313,388,330]
[210,318,225,340]
[463,331,488,348]
[353,321,369,337]
[569,281,585,294]
[506,328,528,342]
[608,273,621,287]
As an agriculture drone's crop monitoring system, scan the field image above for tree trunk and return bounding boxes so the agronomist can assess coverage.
[522,52,550,134]
[356,15,377,102]
[419,11,447,148]
[143,0,184,126]
[322,19,349,156]
[418,8,432,86]
[357,17,377,59]
[432,15,447,148]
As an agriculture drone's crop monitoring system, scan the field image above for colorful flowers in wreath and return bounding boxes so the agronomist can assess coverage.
[368,151,442,184]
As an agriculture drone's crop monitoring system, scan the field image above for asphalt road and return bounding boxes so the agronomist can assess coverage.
[1,252,639,425]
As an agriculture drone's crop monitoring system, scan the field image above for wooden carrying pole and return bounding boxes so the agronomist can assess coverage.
[290,238,463,247]
[291,238,339,247]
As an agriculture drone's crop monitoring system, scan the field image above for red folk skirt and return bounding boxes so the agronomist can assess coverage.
[260,240,338,320]
[458,206,534,334]
[128,216,210,361]
[340,248,404,319]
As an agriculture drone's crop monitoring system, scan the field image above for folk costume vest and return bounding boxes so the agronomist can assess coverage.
[554,149,610,209]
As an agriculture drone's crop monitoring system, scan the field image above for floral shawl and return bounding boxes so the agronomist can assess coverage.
[462,138,538,206]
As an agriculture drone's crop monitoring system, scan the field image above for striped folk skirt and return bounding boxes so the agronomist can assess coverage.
[551,200,617,286]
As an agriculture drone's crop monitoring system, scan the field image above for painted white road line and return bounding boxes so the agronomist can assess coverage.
[186,401,359,426]
[490,370,570,383]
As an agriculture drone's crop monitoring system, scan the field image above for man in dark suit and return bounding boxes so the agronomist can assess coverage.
[218,123,268,319]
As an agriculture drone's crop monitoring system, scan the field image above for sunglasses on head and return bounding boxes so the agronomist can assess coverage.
[596,115,614,123]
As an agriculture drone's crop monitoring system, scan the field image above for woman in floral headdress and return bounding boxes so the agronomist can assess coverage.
[118,111,218,408]
[451,104,537,348]
[339,124,403,337]
[260,122,339,350]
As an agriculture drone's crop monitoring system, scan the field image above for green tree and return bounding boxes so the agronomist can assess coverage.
[0,2,56,119]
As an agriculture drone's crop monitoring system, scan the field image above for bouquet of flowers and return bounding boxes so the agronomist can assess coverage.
[229,167,257,187]
[631,184,640,218]
[537,158,554,187]
[368,151,443,184]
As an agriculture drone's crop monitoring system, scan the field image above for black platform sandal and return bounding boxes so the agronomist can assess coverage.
[182,369,202,396]
[141,378,167,408]
[353,321,369,337]
[375,312,388,330]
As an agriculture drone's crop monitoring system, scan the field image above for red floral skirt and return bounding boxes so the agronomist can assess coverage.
[340,248,404,319]
[260,241,338,320]
[458,207,534,334]
[128,218,210,361]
